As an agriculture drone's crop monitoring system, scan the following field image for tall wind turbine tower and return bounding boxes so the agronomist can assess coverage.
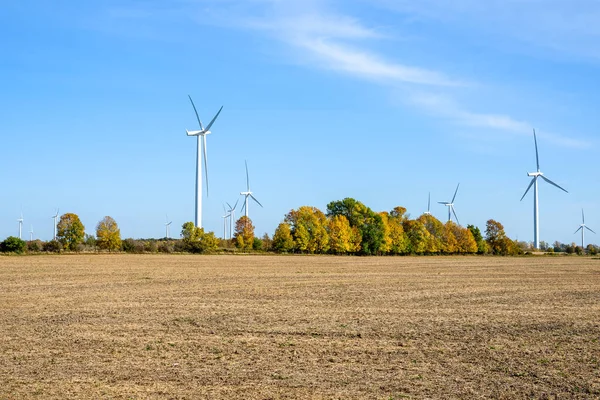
[226,199,239,240]
[520,129,568,249]
[574,209,595,249]
[222,205,229,240]
[438,183,460,225]
[424,192,432,215]
[52,209,59,240]
[17,213,23,239]
[240,160,263,219]
[29,225,34,241]
[165,215,172,239]
[185,95,223,228]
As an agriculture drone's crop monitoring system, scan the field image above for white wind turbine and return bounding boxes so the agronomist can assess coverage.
[226,199,239,240]
[185,95,223,228]
[520,129,568,249]
[574,209,595,249]
[165,215,172,239]
[438,183,460,225]
[424,192,432,215]
[29,225,34,241]
[240,160,263,219]
[17,212,23,239]
[52,209,59,240]
[222,205,229,240]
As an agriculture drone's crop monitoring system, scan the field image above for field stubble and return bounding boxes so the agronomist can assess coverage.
[0,255,599,399]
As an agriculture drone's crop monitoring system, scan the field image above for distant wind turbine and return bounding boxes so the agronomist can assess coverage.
[240,160,263,219]
[520,129,568,249]
[165,215,172,239]
[574,209,595,249]
[29,225,34,241]
[438,183,460,225]
[185,95,223,228]
[52,209,59,240]
[424,192,432,215]
[17,212,23,239]
[222,205,229,240]
[226,199,239,240]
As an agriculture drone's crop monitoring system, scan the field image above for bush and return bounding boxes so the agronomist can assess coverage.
[43,240,63,253]
[27,240,43,253]
[1,236,27,254]
[252,238,263,251]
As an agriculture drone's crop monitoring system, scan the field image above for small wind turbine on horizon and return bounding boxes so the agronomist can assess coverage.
[226,199,239,240]
[165,215,172,239]
[438,184,460,225]
[222,205,230,240]
[240,160,263,219]
[29,225,34,241]
[17,212,23,239]
[574,209,595,249]
[520,129,568,249]
[52,209,59,240]
[424,192,432,215]
[185,95,223,229]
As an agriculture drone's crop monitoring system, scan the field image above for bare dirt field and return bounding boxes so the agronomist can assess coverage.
[0,254,599,399]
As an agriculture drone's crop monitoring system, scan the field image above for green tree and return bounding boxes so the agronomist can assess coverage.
[234,216,255,251]
[285,206,330,253]
[1,236,27,254]
[467,224,488,254]
[181,222,219,253]
[402,219,431,254]
[272,222,294,253]
[96,216,122,252]
[57,213,85,251]
[326,198,384,255]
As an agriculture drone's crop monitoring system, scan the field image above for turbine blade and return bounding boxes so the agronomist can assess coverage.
[240,199,246,215]
[520,178,536,201]
[533,129,540,171]
[451,183,460,203]
[574,226,582,234]
[205,106,223,131]
[540,175,568,193]
[233,198,240,210]
[582,209,585,224]
[226,202,233,211]
[245,160,250,191]
[203,135,209,195]
[451,206,460,226]
[250,194,263,208]
[188,95,204,130]
[437,202,448,205]
[586,226,596,234]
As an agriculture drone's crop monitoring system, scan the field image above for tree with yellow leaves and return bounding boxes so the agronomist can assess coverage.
[96,216,122,252]
[234,216,255,251]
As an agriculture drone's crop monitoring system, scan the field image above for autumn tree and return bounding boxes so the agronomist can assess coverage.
[326,198,384,255]
[450,223,478,253]
[272,222,294,253]
[327,214,360,254]
[441,221,459,253]
[387,210,409,254]
[485,219,520,255]
[285,206,329,253]
[96,216,122,252]
[402,219,431,254]
[181,222,219,253]
[57,213,85,251]
[417,214,444,253]
[234,216,255,251]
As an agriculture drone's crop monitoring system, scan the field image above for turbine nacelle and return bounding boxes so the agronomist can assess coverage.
[186,129,211,137]
[527,172,542,177]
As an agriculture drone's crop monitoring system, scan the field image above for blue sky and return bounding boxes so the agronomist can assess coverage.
[1,0,598,246]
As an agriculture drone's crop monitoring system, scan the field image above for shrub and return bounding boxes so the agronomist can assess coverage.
[1,236,27,254]
[43,240,63,253]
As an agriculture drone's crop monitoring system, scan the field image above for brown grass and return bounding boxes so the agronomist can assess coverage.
[0,254,599,399]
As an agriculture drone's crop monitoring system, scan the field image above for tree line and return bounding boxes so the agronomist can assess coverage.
[1,198,597,255]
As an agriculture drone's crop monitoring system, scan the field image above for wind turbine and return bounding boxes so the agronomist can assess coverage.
[240,160,263,219]
[520,129,568,249]
[52,209,59,240]
[222,205,230,240]
[424,192,432,215]
[17,213,23,239]
[574,209,595,249]
[185,95,223,228]
[165,215,172,239]
[438,183,460,225]
[29,225,34,241]
[226,199,239,240]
